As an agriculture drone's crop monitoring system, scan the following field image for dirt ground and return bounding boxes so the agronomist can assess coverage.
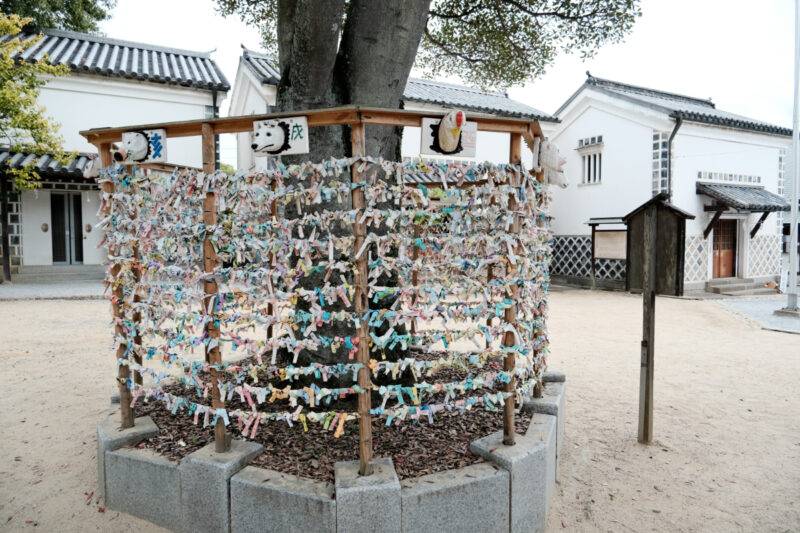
[0,290,798,532]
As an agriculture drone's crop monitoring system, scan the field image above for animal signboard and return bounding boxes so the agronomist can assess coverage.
[252,116,310,157]
[420,111,477,158]
[529,137,567,188]
[113,129,167,164]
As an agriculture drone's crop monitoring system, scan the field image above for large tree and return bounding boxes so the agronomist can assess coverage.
[215,0,640,366]
[217,0,640,159]
[0,0,116,33]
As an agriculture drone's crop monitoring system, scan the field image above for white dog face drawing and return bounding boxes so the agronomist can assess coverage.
[113,131,149,163]
[251,120,291,155]
[82,156,100,178]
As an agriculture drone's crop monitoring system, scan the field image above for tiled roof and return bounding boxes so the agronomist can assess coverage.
[557,73,791,137]
[0,149,93,179]
[236,49,554,121]
[240,46,280,85]
[403,78,554,121]
[4,28,230,91]
[696,183,790,212]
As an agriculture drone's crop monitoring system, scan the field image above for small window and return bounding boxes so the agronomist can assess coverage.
[581,150,602,184]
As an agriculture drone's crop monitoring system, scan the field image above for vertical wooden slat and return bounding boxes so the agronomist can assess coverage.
[351,122,374,476]
[410,223,420,336]
[202,123,229,452]
[503,133,522,446]
[266,183,278,343]
[638,204,657,444]
[98,142,134,428]
[532,134,546,400]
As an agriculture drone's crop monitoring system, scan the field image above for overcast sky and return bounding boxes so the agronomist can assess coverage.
[100,0,797,163]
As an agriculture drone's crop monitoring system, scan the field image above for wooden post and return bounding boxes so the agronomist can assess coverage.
[410,223,420,336]
[532,146,546,399]
[502,133,522,446]
[266,183,278,343]
[1,174,12,282]
[97,142,135,428]
[638,203,658,444]
[202,123,229,453]
[351,122,374,476]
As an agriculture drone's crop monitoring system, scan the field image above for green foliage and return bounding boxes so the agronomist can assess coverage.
[0,13,72,190]
[213,0,640,90]
[0,0,116,33]
[219,162,236,175]
[420,0,641,89]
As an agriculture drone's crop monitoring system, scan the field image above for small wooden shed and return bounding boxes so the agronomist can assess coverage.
[623,193,695,296]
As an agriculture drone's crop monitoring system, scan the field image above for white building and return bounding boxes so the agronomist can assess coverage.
[229,46,553,171]
[0,28,229,279]
[549,74,791,293]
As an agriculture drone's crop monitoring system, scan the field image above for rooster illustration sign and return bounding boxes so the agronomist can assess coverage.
[421,111,477,158]
[252,116,310,157]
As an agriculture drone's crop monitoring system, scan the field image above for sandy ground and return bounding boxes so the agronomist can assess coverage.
[0,290,798,532]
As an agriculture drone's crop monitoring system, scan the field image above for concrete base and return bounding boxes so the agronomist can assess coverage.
[231,466,336,533]
[99,372,566,533]
[774,307,800,318]
[523,379,566,463]
[470,414,557,533]
[105,447,183,532]
[180,440,263,533]
[335,458,401,533]
[401,462,509,533]
[96,414,159,498]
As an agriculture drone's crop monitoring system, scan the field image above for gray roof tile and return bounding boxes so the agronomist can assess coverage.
[5,28,230,91]
[237,49,554,121]
[0,149,93,179]
[557,74,791,137]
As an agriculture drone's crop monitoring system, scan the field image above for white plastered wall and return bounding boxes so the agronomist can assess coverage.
[20,190,52,265]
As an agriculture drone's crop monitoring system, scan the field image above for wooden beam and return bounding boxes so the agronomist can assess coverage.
[201,123,229,453]
[638,203,658,444]
[703,205,729,212]
[80,106,541,144]
[351,122,374,477]
[749,212,770,238]
[703,210,724,239]
[503,133,523,446]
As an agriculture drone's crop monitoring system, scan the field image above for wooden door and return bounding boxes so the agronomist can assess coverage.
[713,219,736,278]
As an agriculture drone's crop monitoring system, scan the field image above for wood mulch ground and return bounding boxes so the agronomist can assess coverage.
[136,350,530,483]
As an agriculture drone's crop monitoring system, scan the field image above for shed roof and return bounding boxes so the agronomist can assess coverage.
[557,73,792,137]
[696,183,790,212]
[5,28,230,91]
[622,193,696,222]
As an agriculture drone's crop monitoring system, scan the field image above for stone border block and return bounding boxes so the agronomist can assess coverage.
[523,380,566,462]
[231,466,335,533]
[335,458,401,533]
[179,440,263,533]
[96,414,158,498]
[401,462,509,533]
[543,368,566,383]
[470,415,557,533]
[105,447,182,532]
[525,414,557,509]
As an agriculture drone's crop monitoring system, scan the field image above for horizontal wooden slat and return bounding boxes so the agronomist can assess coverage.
[81,106,543,143]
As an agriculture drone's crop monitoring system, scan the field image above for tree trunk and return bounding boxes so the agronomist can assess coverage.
[274,0,430,366]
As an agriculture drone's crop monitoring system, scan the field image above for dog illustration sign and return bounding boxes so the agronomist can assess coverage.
[252,116,309,156]
[113,129,167,164]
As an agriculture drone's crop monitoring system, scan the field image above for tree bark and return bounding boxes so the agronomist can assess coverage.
[274,1,430,367]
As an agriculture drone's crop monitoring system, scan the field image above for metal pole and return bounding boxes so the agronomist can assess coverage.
[786,0,800,311]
